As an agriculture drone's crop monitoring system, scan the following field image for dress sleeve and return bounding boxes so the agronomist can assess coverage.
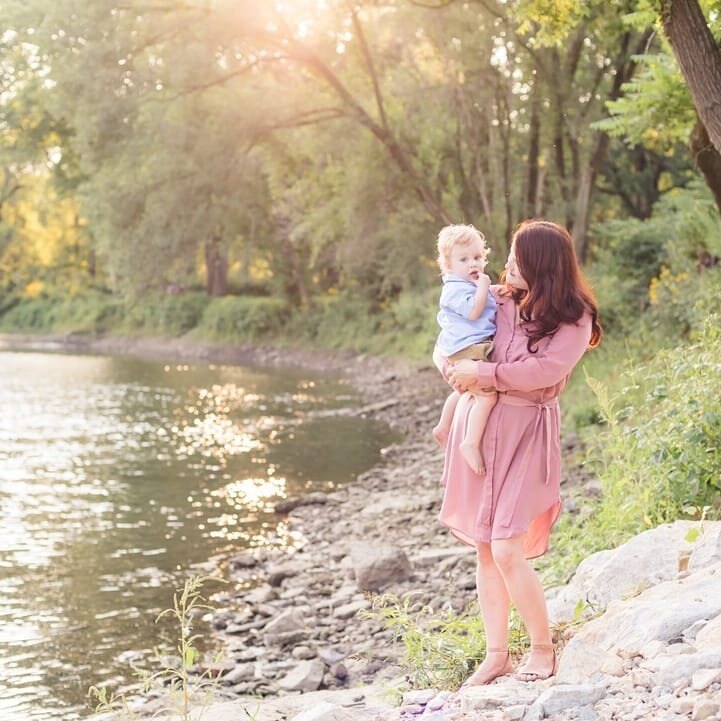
[476,314,592,392]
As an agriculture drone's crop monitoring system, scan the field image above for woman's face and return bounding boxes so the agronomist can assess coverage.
[505,244,529,290]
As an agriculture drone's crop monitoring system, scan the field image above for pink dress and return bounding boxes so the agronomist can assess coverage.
[438,288,592,558]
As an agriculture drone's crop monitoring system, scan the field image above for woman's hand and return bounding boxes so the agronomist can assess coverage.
[448,359,480,392]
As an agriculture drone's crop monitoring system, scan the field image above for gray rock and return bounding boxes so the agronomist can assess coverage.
[243,584,277,604]
[695,613,721,650]
[275,492,329,514]
[691,667,721,691]
[267,561,306,587]
[536,683,606,715]
[688,523,721,570]
[461,679,540,711]
[548,522,720,624]
[682,618,710,641]
[505,705,527,721]
[220,662,256,685]
[277,659,326,692]
[291,645,317,660]
[692,699,721,721]
[656,651,721,687]
[318,647,349,665]
[557,562,721,683]
[332,599,370,620]
[402,688,439,706]
[263,608,308,646]
[350,543,412,592]
[289,701,355,721]
[229,552,258,568]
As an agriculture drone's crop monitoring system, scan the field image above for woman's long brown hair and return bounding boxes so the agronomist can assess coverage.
[501,220,602,353]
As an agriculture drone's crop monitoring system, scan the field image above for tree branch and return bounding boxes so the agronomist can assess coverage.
[348,4,389,132]
[152,56,286,101]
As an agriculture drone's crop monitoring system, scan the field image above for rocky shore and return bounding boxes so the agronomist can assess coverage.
[145,343,721,721]
[4,334,719,721]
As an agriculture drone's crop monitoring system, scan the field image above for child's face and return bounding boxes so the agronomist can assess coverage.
[446,239,486,281]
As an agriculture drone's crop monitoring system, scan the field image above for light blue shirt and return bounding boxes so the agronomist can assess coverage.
[436,274,497,357]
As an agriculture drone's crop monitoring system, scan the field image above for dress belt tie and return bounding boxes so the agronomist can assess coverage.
[497,393,559,486]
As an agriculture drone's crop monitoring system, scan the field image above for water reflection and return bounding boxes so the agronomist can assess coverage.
[0,350,394,720]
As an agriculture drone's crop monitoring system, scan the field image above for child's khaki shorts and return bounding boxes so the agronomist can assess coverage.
[447,340,494,363]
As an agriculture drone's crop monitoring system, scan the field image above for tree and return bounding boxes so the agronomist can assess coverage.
[660,0,721,155]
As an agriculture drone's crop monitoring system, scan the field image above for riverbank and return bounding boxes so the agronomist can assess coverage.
[0,331,595,717]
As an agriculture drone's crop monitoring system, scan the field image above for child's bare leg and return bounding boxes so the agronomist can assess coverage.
[433,390,460,448]
[460,390,497,474]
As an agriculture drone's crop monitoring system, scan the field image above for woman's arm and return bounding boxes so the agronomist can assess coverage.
[449,315,592,393]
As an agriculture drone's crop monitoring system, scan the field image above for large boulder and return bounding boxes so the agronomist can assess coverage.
[350,543,412,592]
[557,561,721,684]
[548,521,721,624]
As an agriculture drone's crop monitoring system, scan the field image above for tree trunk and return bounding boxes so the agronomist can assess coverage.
[280,236,312,308]
[689,118,721,212]
[274,216,312,308]
[571,29,654,258]
[526,82,541,219]
[661,0,721,155]
[204,235,228,297]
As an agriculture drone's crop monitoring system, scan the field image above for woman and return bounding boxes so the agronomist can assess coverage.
[433,219,601,685]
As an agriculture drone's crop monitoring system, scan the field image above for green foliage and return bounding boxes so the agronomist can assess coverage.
[89,575,225,721]
[0,290,122,333]
[362,594,527,690]
[512,0,591,45]
[288,291,383,350]
[123,293,209,335]
[590,179,721,335]
[595,52,697,148]
[585,318,721,549]
[197,295,291,341]
[283,288,439,360]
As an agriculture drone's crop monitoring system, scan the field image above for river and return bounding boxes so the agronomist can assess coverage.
[0,348,394,720]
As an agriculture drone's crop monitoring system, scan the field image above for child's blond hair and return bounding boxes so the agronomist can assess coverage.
[437,224,489,274]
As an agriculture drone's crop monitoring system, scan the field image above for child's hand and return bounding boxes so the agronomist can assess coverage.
[475,273,491,289]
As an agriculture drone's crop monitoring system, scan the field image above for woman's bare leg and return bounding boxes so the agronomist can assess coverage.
[490,536,555,679]
[463,541,513,685]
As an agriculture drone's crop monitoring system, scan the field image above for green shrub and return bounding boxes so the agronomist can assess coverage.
[590,180,721,337]
[288,291,382,349]
[645,265,721,338]
[0,291,123,333]
[124,292,208,335]
[587,316,721,546]
[198,295,290,340]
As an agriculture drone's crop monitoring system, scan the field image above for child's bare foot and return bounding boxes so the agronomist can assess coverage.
[460,440,484,475]
[432,425,449,448]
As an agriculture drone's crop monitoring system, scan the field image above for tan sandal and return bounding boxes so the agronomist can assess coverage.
[461,648,513,687]
[514,643,557,682]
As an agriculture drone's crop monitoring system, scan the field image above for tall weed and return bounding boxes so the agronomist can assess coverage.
[89,576,225,721]
[362,594,527,690]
